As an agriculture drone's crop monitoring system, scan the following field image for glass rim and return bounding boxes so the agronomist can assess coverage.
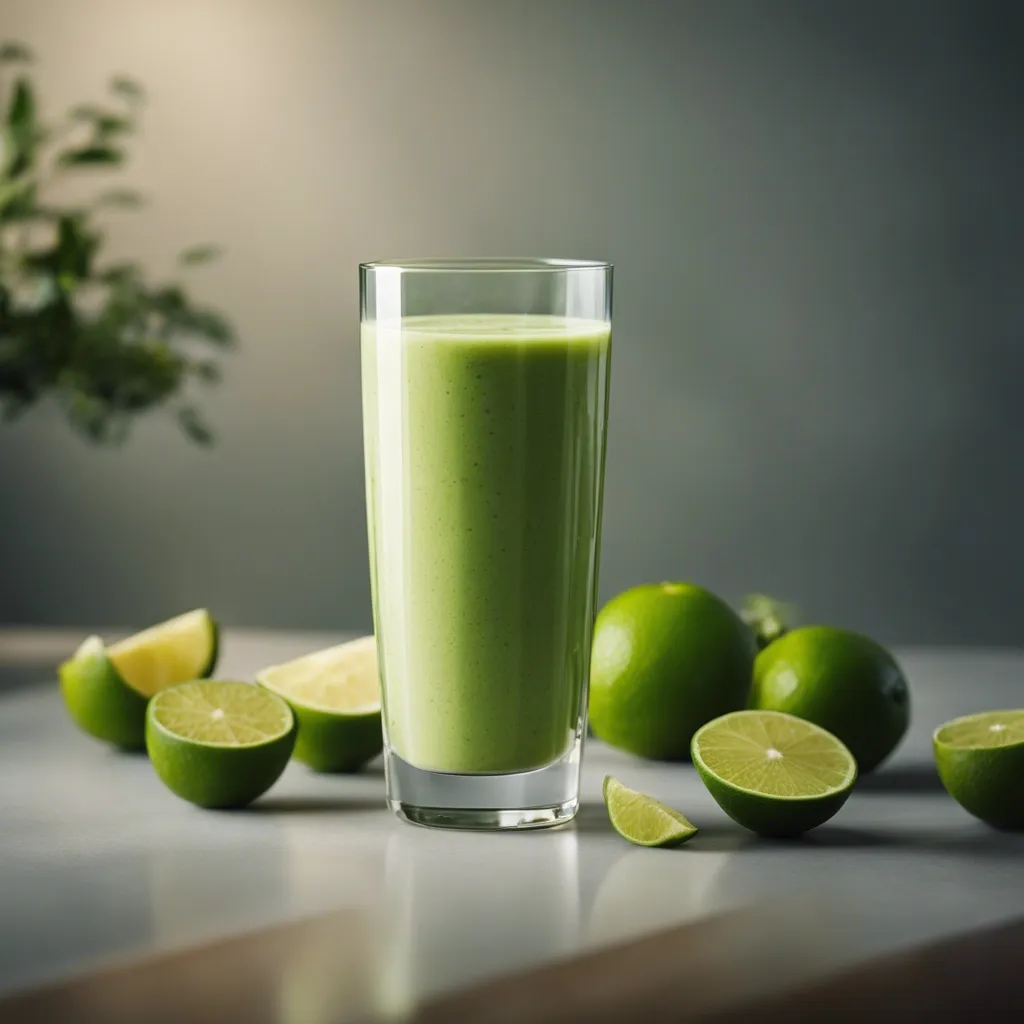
[360,257,612,274]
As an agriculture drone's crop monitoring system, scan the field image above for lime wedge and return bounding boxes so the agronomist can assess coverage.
[146,681,296,808]
[59,608,219,749]
[933,710,1024,830]
[108,609,219,696]
[691,710,857,837]
[256,636,382,772]
[603,776,698,848]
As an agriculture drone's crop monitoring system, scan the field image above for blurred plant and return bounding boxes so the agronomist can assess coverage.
[0,41,234,445]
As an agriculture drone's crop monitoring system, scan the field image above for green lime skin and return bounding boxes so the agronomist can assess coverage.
[692,756,854,838]
[589,583,758,760]
[145,698,297,809]
[751,627,910,774]
[934,736,1024,831]
[199,620,220,677]
[59,648,149,750]
[287,703,382,773]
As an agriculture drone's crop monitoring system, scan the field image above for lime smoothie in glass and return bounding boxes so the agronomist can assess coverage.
[361,259,612,830]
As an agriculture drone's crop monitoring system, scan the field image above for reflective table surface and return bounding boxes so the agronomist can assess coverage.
[2,631,1022,1019]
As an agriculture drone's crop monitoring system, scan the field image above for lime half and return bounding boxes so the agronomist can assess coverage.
[933,710,1024,831]
[256,636,382,772]
[692,710,857,837]
[146,681,296,808]
[603,776,698,848]
[59,609,218,749]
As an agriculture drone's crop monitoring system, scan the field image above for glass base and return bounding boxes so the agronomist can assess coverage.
[390,800,578,831]
[384,745,582,831]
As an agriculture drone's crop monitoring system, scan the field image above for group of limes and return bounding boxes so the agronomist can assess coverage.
[591,582,1024,845]
[57,589,1024,838]
[59,610,383,808]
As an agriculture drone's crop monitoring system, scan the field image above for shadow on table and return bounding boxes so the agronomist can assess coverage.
[804,824,1023,859]
[573,803,754,851]
[246,794,384,815]
[856,762,945,794]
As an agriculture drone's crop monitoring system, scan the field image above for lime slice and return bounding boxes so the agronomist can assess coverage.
[256,635,382,773]
[146,681,296,808]
[59,609,219,749]
[933,710,1024,831]
[691,710,857,837]
[603,776,698,848]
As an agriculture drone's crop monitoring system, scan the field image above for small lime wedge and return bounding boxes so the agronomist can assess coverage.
[933,710,1024,831]
[146,681,296,808]
[603,776,698,848]
[691,710,857,837]
[256,636,382,772]
[59,609,219,749]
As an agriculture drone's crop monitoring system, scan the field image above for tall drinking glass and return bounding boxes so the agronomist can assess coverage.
[360,259,612,830]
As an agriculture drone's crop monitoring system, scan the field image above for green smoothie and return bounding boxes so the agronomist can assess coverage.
[362,314,611,774]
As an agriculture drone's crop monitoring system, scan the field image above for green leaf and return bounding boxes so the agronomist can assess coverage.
[29,215,103,287]
[176,308,235,347]
[0,42,33,63]
[110,76,145,102]
[191,360,222,384]
[150,285,187,315]
[69,104,134,136]
[178,244,222,266]
[57,145,125,167]
[8,77,35,134]
[7,77,38,175]
[95,188,144,209]
[0,176,33,217]
[177,405,214,446]
[99,262,142,284]
[68,103,105,121]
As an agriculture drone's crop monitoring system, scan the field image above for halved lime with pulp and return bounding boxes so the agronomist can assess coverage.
[59,609,218,749]
[603,776,698,848]
[146,680,296,808]
[691,710,857,837]
[933,710,1024,831]
[256,636,382,772]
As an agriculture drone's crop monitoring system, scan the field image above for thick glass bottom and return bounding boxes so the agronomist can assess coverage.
[384,745,582,832]
[390,800,578,831]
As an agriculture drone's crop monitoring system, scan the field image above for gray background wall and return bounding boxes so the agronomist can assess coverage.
[1,0,1022,644]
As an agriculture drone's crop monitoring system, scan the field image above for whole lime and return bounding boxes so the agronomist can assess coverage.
[751,626,910,774]
[588,582,757,760]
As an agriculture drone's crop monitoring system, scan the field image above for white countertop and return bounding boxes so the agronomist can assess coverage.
[1,631,1022,1018]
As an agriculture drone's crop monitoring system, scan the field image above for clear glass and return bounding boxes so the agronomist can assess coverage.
[360,258,612,830]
